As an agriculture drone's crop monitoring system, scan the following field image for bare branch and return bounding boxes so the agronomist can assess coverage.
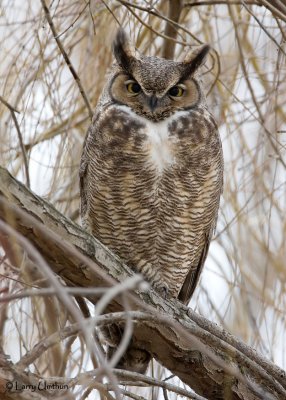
[40,0,93,120]
[0,96,30,188]
[162,0,183,59]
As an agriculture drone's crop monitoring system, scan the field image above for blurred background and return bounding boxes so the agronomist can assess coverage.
[0,0,285,398]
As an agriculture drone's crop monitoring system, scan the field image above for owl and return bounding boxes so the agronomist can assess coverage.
[80,29,223,373]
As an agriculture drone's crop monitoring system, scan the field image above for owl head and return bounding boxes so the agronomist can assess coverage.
[109,29,210,121]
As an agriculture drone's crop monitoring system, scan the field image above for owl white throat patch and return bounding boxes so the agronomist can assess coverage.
[118,105,189,173]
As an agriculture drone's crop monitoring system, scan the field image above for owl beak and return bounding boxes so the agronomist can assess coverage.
[148,95,158,112]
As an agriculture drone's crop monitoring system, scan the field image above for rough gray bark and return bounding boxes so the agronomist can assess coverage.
[0,165,286,400]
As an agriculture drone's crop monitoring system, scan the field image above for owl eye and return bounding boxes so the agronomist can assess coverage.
[168,85,185,97]
[126,81,141,95]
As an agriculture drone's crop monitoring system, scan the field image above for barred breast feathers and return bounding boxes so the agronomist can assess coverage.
[99,104,218,175]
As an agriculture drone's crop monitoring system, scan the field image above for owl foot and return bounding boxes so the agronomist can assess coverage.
[108,344,151,374]
[154,281,169,300]
[139,262,170,299]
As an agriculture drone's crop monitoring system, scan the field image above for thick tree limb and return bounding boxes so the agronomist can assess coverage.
[0,166,285,399]
[162,0,183,59]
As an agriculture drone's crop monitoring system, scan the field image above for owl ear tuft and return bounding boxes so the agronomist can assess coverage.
[181,44,210,79]
[113,29,135,73]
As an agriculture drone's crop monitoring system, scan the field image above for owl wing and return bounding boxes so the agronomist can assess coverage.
[79,125,93,220]
[178,229,213,305]
[79,162,87,219]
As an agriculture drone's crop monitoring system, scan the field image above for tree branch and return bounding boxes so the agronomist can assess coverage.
[40,0,93,120]
[0,96,30,188]
[0,166,285,399]
[183,0,286,22]
[162,0,183,59]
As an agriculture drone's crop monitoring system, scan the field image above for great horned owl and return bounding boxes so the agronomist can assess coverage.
[80,29,223,373]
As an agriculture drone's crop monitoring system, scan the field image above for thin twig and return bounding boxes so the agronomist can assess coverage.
[259,0,286,22]
[15,311,151,369]
[0,287,108,303]
[67,367,206,400]
[184,0,260,6]
[0,95,20,113]
[0,95,30,188]
[241,0,286,56]
[55,3,89,39]
[101,0,121,26]
[40,0,93,120]
[227,4,286,170]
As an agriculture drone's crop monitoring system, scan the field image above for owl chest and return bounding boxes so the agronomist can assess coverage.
[98,106,201,175]
[94,108,209,201]
[140,120,178,173]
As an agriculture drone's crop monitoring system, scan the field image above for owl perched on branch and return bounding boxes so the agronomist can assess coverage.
[80,29,223,373]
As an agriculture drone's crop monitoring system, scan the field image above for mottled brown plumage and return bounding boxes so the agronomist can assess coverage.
[80,29,223,373]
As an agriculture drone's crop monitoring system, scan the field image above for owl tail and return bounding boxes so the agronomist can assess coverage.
[107,344,151,374]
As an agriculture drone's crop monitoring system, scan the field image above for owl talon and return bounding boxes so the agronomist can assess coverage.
[156,282,169,299]
[161,285,169,299]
